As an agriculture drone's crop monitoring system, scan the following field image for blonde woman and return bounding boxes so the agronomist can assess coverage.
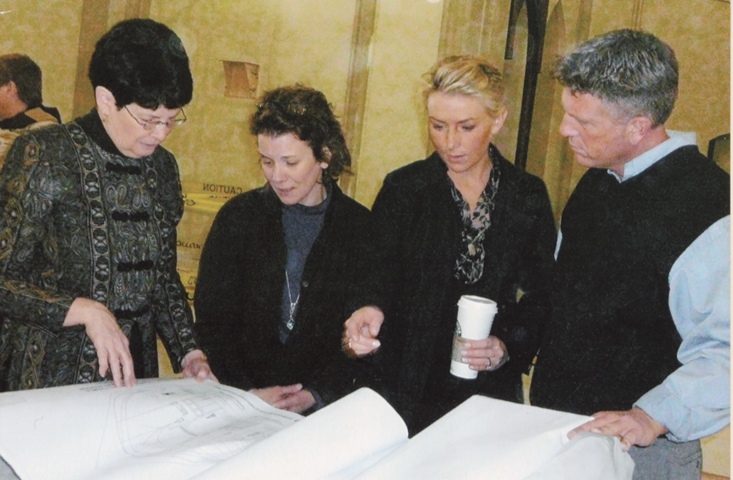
[344,56,556,434]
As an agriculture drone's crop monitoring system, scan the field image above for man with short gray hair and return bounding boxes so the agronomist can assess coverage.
[531,29,730,480]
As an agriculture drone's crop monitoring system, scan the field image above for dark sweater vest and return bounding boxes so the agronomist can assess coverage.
[531,145,729,415]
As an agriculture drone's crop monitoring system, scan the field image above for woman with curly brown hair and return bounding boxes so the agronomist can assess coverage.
[194,85,371,414]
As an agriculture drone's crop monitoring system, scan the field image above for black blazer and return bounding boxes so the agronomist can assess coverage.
[359,147,557,429]
[194,184,372,406]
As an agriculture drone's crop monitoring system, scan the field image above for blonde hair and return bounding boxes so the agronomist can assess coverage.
[422,55,506,118]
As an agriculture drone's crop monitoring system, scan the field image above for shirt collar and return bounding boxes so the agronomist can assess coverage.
[608,130,697,182]
[74,108,126,157]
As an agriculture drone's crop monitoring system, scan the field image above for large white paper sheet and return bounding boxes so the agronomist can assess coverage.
[353,395,633,480]
[0,378,300,480]
[0,382,632,479]
[522,432,634,480]
[192,387,408,480]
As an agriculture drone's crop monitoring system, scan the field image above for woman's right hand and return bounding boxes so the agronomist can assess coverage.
[63,297,136,388]
[343,306,384,357]
[250,384,316,413]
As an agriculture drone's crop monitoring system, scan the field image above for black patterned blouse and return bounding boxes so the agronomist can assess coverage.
[450,158,500,284]
[0,110,198,391]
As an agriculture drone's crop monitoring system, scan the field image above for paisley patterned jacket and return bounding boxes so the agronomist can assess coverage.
[0,111,198,391]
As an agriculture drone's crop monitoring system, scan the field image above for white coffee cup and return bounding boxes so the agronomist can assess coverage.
[450,295,498,379]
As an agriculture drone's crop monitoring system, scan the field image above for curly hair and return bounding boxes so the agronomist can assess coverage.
[0,54,43,109]
[251,85,351,183]
[89,18,193,110]
[554,29,678,126]
[422,55,506,118]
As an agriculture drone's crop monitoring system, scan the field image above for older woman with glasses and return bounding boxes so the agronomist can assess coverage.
[0,18,214,392]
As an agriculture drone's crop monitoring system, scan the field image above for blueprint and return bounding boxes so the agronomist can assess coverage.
[0,378,300,480]
[0,381,632,480]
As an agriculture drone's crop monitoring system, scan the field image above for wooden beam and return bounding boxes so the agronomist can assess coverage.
[72,0,110,119]
[340,0,377,197]
[125,0,151,19]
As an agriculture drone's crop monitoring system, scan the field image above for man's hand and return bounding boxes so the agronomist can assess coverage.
[568,407,668,451]
[64,297,135,387]
[343,306,383,357]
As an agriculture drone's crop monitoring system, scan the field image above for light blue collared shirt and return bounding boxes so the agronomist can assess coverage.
[635,215,730,441]
[607,130,698,182]
[557,131,730,441]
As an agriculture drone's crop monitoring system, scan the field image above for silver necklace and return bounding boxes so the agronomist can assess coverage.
[285,270,300,330]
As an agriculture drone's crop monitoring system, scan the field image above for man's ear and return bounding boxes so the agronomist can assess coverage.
[626,116,653,146]
[3,81,18,95]
[0,81,19,101]
[94,86,117,120]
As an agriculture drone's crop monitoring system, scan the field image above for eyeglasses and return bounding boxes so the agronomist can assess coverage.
[124,105,187,131]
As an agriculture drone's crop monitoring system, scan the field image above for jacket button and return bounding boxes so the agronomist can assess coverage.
[301,281,309,288]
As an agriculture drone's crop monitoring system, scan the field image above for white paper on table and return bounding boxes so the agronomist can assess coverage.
[0,383,633,480]
[192,387,408,480]
[0,378,301,480]
[353,395,634,480]
[522,432,634,480]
